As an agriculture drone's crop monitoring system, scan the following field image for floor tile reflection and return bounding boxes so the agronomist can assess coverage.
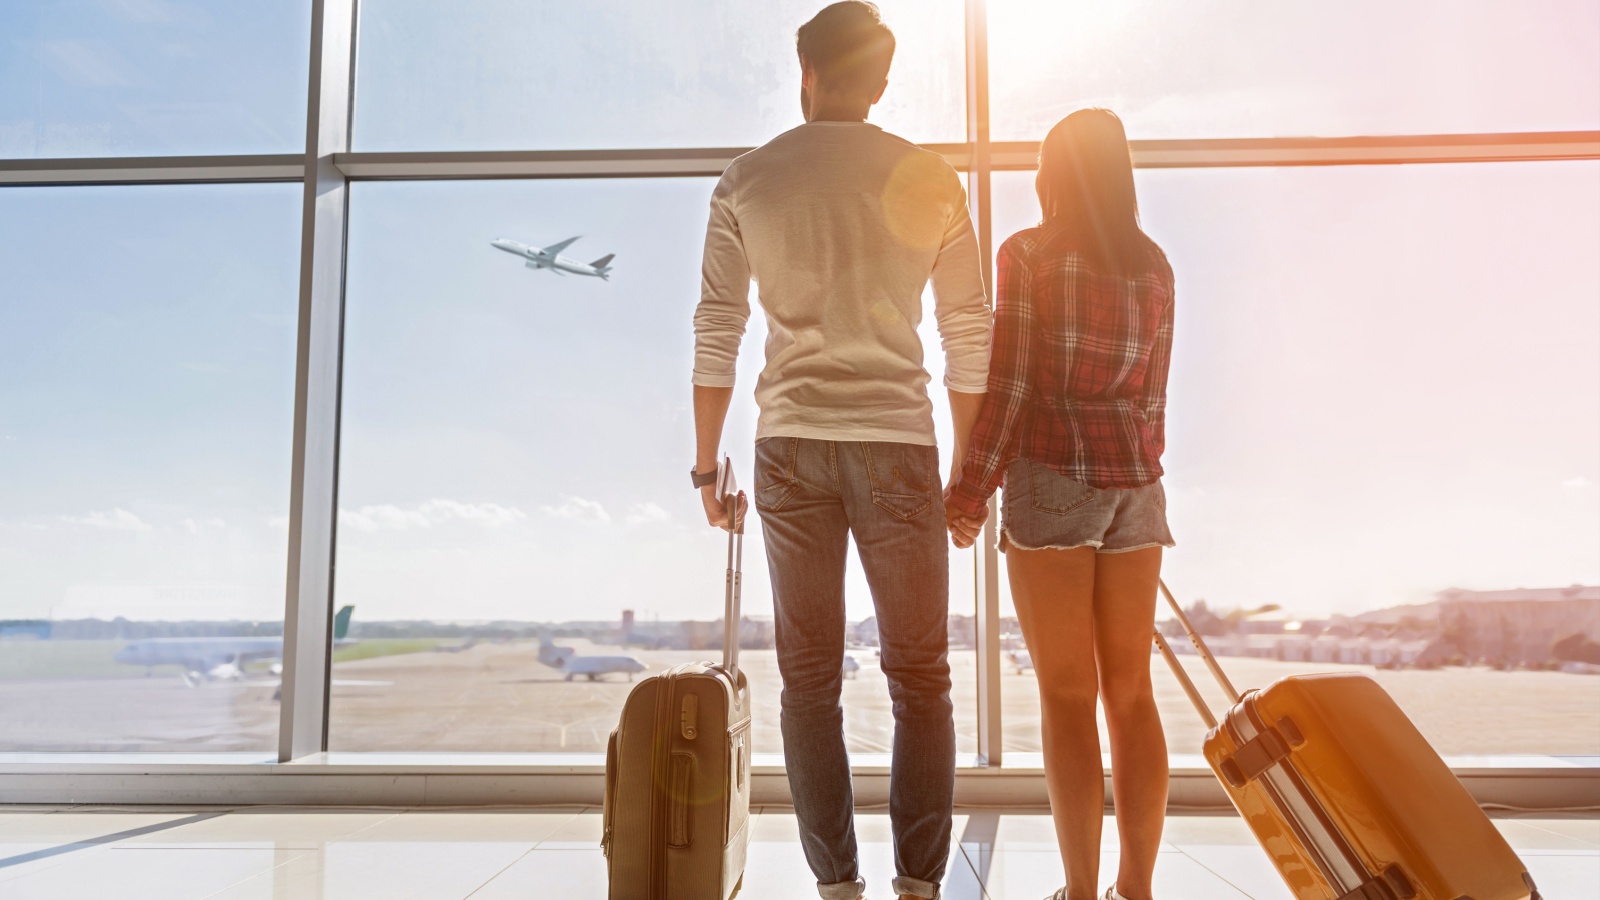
[0,806,1591,899]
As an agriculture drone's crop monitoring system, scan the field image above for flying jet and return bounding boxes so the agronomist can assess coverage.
[491,236,615,280]
[115,605,357,687]
[538,638,647,682]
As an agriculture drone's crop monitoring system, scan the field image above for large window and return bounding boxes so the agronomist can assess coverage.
[352,0,966,151]
[988,0,1600,141]
[0,1,313,158]
[328,178,979,755]
[0,1,1595,776]
[990,162,1600,756]
[0,184,301,751]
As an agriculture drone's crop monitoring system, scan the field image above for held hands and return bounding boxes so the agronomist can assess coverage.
[942,475,988,550]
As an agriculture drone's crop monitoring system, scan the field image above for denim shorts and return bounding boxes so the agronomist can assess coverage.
[999,458,1175,553]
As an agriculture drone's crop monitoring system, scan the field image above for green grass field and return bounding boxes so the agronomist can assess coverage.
[0,638,456,679]
[332,638,451,664]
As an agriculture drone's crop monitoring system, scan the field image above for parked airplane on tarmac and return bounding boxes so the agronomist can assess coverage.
[491,236,615,279]
[115,606,357,687]
[537,638,647,682]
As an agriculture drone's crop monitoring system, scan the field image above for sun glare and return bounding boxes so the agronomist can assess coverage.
[991,0,1141,57]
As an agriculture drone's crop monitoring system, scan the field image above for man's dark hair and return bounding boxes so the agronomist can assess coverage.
[796,2,896,99]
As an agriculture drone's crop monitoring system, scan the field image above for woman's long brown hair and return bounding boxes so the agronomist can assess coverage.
[1036,108,1160,276]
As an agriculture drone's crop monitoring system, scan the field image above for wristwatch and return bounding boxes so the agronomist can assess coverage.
[690,465,717,489]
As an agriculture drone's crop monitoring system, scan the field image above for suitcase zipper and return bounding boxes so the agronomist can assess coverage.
[647,667,683,900]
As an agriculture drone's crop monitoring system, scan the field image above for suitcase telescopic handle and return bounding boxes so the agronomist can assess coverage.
[1158,579,1241,703]
[1152,578,1241,730]
[717,456,744,677]
[1153,629,1217,729]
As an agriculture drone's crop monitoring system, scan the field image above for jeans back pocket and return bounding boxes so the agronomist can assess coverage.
[1028,461,1098,515]
[754,437,801,512]
[862,442,936,521]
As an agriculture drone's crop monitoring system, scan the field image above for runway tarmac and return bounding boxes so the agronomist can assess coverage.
[3,638,1597,756]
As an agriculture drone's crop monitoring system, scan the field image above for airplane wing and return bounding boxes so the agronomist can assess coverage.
[542,236,581,256]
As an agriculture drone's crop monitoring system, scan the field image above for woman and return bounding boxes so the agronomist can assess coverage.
[945,108,1175,900]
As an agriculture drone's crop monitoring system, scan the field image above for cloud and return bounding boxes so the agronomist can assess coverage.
[338,499,529,533]
[340,505,430,532]
[98,0,189,25]
[40,40,133,88]
[181,517,228,534]
[62,508,152,532]
[540,497,611,523]
[420,499,526,527]
[625,502,672,526]
[1562,477,1593,489]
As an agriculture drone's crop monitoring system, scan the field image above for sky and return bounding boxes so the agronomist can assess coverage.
[1,1,1597,627]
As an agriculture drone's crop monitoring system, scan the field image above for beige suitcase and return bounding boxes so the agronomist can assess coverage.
[603,458,752,899]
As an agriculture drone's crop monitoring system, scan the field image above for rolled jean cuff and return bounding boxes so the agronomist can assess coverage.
[893,875,941,898]
[818,876,865,900]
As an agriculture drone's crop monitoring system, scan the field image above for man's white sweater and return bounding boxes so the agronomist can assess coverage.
[692,121,991,446]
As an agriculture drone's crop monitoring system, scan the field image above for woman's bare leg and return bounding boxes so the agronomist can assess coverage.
[1092,547,1167,900]
[1007,545,1102,900]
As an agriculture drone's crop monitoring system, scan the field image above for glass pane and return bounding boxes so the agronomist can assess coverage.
[0,1,312,158]
[988,161,1600,757]
[352,0,965,151]
[989,0,1600,141]
[0,184,301,752]
[329,179,978,757]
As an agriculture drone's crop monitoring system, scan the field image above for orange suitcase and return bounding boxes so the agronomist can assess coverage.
[1154,580,1539,900]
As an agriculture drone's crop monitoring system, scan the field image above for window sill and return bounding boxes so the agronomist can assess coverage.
[1,753,1594,810]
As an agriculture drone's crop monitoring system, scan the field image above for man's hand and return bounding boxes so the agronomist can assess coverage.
[701,485,748,532]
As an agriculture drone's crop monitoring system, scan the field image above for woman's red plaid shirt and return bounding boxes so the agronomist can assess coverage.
[948,224,1175,519]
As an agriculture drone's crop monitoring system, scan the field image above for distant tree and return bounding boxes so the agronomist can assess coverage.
[1551,632,1600,665]
[1185,601,1231,636]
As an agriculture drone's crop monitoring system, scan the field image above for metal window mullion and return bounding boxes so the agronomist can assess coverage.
[966,0,1004,770]
[0,155,305,186]
[278,0,358,764]
[3,134,1597,188]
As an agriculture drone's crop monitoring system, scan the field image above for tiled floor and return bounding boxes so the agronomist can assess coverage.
[0,806,1594,899]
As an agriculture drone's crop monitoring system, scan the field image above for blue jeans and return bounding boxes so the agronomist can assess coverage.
[754,437,954,900]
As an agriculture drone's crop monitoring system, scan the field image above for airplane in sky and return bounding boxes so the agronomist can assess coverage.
[491,236,615,280]
[115,605,357,687]
[537,638,647,682]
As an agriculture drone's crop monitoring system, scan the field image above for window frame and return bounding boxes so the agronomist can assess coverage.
[1,0,1596,808]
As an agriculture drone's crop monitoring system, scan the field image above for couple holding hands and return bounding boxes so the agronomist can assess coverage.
[690,5,1175,899]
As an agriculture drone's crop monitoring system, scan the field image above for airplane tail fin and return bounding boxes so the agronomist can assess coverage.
[590,254,614,270]
[333,605,355,641]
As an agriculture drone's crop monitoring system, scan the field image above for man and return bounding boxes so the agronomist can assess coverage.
[689,4,990,899]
